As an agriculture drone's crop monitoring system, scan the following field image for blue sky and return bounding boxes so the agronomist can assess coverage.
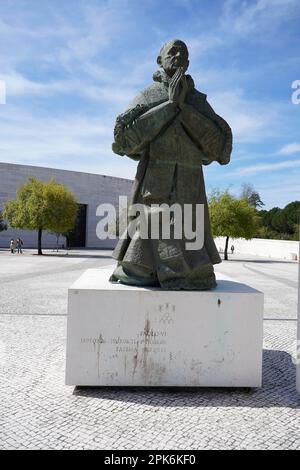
[0,0,299,209]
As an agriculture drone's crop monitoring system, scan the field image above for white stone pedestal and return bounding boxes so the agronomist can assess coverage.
[66,268,264,387]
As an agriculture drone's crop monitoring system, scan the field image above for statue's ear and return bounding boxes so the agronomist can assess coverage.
[157,55,162,67]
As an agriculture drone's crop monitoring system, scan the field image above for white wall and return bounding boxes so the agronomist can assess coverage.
[214,237,299,261]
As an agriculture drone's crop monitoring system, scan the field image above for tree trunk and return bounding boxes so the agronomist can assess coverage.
[224,236,229,260]
[38,228,43,255]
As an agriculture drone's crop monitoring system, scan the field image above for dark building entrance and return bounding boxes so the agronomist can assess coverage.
[67,204,87,248]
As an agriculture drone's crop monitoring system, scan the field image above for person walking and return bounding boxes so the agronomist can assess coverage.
[16,237,23,254]
[231,245,235,255]
[10,239,16,254]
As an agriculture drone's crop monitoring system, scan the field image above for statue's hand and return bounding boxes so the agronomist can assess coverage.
[168,67,184,105]
[178,74,188,108]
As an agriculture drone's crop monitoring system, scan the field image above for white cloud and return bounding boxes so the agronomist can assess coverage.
[229,158,300,176]
[0,105,112,159]
[0,70,138,113]
[279,142,300,155]
[207,89,280,143]
[0,103,137,180]
[0,71,69,96]
[52,3,133,68]
[0,2,133,74]
[222,0,298,37]
[186,36,224,58]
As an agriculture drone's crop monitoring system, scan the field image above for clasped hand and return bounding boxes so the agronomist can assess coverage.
[168,67,188,108]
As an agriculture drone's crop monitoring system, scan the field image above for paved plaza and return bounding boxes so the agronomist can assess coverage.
[0,248,299,450]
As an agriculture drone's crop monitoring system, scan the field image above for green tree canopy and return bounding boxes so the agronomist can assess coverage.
[3,177,78,254]
[282,201,300,234]
[257,201,300,240]
[0,211,7,232]
[209,190,258,260]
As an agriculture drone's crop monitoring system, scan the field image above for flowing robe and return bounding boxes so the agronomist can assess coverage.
[110,71,232,290]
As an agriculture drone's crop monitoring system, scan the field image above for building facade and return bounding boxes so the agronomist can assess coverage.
[0,162,133,249]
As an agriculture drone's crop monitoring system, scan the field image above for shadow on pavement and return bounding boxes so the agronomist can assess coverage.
[37,253,113,259]
[223,259,297,265]
[73,350,300,408]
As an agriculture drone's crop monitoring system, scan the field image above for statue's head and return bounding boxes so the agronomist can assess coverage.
[157,39,189,77]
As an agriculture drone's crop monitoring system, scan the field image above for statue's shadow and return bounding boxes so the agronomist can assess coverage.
[73,350,300,408]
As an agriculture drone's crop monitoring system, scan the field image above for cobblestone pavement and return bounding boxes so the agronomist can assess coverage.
[0,250,299,450]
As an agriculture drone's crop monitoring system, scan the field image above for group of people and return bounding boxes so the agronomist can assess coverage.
[10,238,24,254]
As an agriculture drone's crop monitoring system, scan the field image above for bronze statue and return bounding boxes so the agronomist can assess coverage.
[110,39,232,290]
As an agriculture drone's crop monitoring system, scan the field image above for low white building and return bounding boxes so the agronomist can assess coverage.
[0,162,133,249]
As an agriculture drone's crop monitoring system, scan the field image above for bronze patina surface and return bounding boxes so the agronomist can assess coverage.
[110,40,232,290]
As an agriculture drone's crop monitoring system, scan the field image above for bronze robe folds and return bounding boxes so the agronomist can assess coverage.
[111,71,232,290]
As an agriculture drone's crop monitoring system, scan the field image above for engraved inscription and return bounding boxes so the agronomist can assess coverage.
[80,329,168,356]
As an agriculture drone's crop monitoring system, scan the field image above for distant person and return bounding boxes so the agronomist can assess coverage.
[10,239,16,254]
[231,245,235,255]
[16,238,23,254]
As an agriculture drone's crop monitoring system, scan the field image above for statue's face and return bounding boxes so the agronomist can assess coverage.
[159,41,189,76]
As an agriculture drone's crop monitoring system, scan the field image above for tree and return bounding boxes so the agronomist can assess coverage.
[209,191,258,260]
[257,202,300,240]
[240,183,264,209]
[271,208,287,235]
[0,211,7,232]
[3,177,78,255]
[282,201,300,235]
